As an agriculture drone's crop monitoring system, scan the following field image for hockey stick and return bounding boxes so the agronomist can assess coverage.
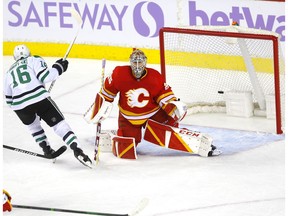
[48,9,83,92]
[3,145,67,159]
[94,59,106,164]
[13,204,128,216]
[13,198,149,216]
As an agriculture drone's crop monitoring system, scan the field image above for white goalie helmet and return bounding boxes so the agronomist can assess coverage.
[129,49,147,79]
[13,44,31,61]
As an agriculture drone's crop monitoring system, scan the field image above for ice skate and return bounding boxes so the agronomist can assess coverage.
[39,141,56,157]
[70,142,92,168]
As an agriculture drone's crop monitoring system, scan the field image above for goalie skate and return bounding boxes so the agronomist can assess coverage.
[208,145,222,156]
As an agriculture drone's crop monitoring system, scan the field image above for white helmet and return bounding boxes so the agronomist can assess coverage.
[129,49,147,79]
[13,44,31,61]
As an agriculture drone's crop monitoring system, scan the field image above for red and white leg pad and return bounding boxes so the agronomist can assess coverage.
[143,119,213,157]
[112,136,137,159]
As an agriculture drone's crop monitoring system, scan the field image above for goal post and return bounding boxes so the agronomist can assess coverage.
[159,26,285,134]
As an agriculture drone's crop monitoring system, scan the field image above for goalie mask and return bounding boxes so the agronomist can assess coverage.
[129,49,147,79]
[13,44,31,61]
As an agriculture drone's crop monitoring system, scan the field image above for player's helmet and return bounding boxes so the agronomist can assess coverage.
[13,44,31,61]
[129,49,147,79]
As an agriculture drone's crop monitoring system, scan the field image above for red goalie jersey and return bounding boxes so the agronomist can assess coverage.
[100,65,177,126]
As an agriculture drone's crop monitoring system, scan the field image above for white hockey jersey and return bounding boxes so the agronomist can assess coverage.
[4,56,60,110]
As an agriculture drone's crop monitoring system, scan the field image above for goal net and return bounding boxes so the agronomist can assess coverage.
[159,25,285,134]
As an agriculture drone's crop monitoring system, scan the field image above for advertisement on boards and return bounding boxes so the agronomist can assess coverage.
[3,0,178,48]
[182,0,285,42]
[3,0,285,48]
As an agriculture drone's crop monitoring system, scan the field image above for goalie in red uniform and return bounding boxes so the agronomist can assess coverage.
[86,49,221,159]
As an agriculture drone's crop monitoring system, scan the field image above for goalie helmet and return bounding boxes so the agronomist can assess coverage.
[129,49,147,79]
[13,44,31,61]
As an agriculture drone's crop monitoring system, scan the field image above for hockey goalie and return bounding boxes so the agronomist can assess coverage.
[85,49,221,159]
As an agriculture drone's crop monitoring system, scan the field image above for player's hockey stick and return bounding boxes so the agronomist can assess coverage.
[13,198,149,216]
[3,145,67,159]
[13,204,128,216]
[48,9,83,92]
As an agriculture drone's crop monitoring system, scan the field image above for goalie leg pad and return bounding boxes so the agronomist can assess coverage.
[112,136,137,159]
[143,119,214,157]
[98,130,117,152]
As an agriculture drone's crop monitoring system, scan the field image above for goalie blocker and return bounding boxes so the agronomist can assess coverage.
[84,93,113,124]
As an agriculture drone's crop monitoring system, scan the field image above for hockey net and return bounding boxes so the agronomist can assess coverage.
[159,26,285,134]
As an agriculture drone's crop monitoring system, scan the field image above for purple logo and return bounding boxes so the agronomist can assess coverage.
[188,1,285,41]
[133,2,164,37]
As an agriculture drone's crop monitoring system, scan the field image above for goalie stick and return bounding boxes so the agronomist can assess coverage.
[3,145,67,159]
[95,59,106,164]
[12,198,149,216]
[48,9,83,92]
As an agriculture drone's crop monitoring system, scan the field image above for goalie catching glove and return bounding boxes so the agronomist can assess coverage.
[163,100,187,123]
[84,93,113,124]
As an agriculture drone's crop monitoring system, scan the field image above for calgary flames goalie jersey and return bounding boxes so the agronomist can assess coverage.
[100,66,177,125]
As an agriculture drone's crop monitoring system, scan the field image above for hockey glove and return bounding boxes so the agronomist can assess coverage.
[3,190,12,212]
[163,100,187,123]
[52,58,69,75]
[84,93,113,124]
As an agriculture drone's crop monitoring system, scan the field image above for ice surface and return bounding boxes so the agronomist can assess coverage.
[2,57,285,216]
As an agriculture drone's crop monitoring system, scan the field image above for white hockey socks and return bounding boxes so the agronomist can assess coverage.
[27,116,48,145]
[53,120,79,147]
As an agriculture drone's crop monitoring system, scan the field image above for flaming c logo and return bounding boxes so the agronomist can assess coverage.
[126,88,149,108]
[133,2,164,38]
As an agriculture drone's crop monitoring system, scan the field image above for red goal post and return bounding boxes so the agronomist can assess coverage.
[159,26,285,134]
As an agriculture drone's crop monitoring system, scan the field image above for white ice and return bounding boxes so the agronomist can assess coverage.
[2,57,285,216]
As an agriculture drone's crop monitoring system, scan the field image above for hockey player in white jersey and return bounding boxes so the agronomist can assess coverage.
[4,44,92,167]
